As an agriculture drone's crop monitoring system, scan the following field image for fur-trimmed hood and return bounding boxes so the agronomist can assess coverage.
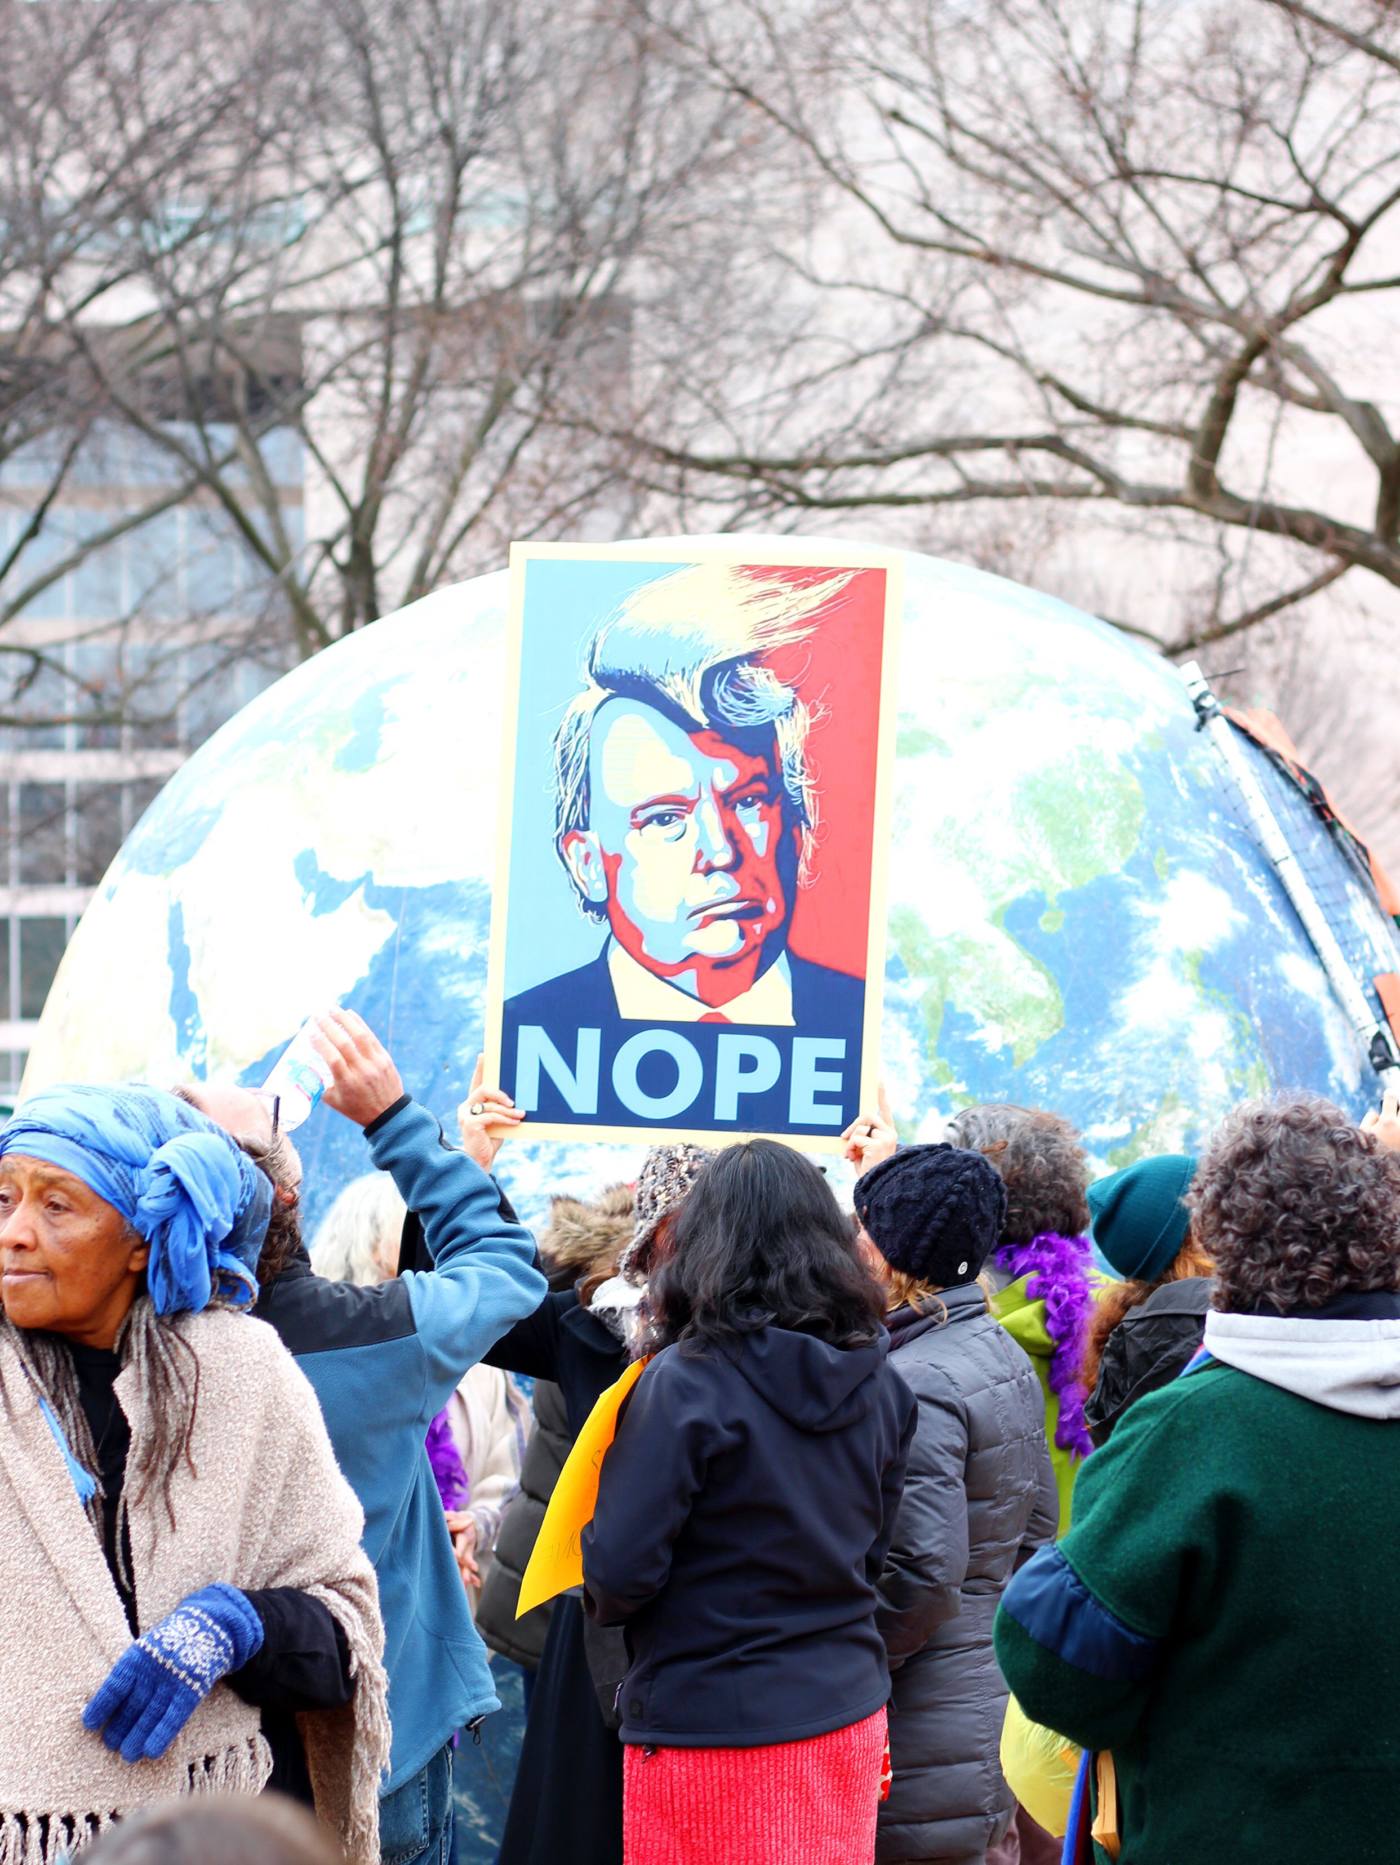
[539,1183,636,1277]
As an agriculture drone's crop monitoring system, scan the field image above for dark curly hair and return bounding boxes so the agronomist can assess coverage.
[944,1104,1090,1243]
[636,1139,885,1358]
[1191,1093,1400,1314]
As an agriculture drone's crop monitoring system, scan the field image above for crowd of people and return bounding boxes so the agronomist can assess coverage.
[2,1008,1398,1865]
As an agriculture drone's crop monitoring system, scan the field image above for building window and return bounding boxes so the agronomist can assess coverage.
[19,917,68,1019]
[73,782,126,885]
[70,642,124,749]
[0,377,302,1101]
[125,777,166,834]
[17,783,68,884]
[3,654,69,749]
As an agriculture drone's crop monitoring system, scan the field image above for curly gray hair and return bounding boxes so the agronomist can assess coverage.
[310,1171,408,1288]
[944,1103,1090,1244]
[1191,1092,1400,1313]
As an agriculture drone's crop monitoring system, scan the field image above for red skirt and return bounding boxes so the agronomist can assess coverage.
[623,1708,888,1865]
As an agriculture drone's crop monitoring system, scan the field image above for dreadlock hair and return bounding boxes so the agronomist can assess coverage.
[2,1289,205,1590]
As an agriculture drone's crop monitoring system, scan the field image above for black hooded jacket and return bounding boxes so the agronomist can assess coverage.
[582,1326,916,1747]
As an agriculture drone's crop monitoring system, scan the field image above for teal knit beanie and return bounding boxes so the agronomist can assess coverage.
[1087,1153,1197,1283]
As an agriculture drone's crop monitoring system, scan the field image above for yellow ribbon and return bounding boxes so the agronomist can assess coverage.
[515,1357,649,1618]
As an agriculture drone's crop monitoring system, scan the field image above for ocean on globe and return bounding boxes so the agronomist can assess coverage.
[23,544,1400,1232]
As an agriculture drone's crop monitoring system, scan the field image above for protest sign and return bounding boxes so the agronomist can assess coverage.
[486,540,901,1145]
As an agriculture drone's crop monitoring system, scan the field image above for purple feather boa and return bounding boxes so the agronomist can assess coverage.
[996,1231,1095,1460]
[426,1407,470,1511]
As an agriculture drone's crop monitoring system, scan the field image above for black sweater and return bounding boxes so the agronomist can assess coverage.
[66,1339,353,1804]
[483,1288,630,1438]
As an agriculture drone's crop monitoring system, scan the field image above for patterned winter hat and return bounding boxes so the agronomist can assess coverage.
[618,1143,715,1283]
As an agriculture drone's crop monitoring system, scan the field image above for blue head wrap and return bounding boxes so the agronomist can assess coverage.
[0,1084,273,1315]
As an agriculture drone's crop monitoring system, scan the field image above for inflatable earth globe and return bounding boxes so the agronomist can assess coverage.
[24,544,1400,1231]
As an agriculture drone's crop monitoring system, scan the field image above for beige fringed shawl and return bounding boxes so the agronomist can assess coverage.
[0,1309,390,1864]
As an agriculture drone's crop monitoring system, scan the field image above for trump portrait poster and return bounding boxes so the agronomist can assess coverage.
[485,540,903,1147]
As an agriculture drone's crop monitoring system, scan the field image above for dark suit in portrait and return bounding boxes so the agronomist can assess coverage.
[501,949,866,1134]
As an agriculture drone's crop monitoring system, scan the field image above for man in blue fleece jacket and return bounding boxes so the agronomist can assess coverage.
[184,1009,545,1865]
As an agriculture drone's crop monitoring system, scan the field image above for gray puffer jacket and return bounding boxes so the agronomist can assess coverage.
[877,1284,1057,1864]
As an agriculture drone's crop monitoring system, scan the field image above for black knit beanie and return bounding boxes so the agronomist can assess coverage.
[854,1143,1009,1288]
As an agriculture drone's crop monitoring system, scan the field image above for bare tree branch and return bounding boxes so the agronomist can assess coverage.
[1,0,773,742]
[611,0,1400,643]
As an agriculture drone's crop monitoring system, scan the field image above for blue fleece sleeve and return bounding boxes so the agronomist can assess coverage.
[994,1546,1162,1752]
[366,1101,547,1419]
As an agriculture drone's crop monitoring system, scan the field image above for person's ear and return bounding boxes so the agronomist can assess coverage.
[561,830,610,906]
[274,1184,299,1210]
[125,1237,151,1276]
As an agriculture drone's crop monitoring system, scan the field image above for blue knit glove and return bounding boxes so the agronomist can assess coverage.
[83,1583,265,1762]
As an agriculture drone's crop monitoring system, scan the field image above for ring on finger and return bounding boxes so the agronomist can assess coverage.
[468,1102,485,1116]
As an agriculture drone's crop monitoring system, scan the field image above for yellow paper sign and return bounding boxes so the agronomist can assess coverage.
[515,1357,648,1618]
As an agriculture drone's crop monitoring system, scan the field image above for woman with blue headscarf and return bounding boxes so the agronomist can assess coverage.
[0,1084,390,1864]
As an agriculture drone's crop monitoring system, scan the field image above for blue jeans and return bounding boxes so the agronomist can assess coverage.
[379,1739,455,1865]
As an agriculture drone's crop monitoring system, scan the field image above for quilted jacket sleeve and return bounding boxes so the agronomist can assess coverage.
[876,1366,970,1663]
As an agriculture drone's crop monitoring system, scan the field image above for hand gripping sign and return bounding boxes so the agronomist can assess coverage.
[485,541,902,1148]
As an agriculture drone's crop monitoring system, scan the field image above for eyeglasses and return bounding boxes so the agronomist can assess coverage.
[249,1090,282,1139]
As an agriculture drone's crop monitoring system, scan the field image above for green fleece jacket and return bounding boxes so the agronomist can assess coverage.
[990,1276,1082,1533]
[994,1354,1400,1865]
